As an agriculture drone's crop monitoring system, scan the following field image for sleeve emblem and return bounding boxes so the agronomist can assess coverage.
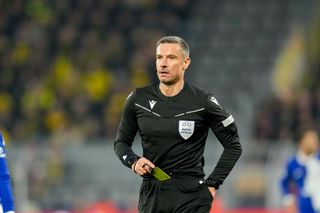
[210,96,220,106]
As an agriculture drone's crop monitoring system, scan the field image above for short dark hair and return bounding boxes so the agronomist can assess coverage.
[156,36,190,58]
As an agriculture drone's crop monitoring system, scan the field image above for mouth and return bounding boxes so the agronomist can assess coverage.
[159,70,169,75]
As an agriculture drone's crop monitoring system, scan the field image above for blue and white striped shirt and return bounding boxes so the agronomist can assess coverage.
[281,151,320,213]
[0,133,15,213]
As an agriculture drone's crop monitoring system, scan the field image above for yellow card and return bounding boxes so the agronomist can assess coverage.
[151,167,171,181]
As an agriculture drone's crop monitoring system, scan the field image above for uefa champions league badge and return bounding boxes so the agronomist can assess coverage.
[179,120,195,140]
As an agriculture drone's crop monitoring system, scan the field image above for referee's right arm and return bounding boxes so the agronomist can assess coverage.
[114,91,141,169]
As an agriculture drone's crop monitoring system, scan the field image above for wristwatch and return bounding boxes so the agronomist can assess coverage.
[127,155,140,166]
[206,179,220,189]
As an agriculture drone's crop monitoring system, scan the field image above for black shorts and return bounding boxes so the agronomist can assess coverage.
[138,177,213,213]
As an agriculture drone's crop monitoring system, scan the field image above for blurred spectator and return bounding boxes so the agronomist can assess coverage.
[280,127,320,213]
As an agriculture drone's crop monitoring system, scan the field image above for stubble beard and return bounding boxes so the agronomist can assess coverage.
[159,75,179,86]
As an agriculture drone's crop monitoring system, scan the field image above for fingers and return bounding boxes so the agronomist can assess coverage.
[132,157,155,176]
[208,187,216,198]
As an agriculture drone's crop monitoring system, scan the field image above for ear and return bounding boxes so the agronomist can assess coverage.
[183,57,191,70]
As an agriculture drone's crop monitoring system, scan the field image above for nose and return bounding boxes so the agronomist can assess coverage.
[160,58,167,67]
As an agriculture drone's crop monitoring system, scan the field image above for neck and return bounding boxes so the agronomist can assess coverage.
[159,81,184,97]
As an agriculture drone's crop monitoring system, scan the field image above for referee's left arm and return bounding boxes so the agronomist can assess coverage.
[205,94,242,189]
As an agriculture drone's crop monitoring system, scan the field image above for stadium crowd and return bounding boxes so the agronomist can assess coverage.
[0,0,193,142]
[254,9,320,142]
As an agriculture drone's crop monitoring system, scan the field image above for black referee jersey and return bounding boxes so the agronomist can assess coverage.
[114,82,242,188]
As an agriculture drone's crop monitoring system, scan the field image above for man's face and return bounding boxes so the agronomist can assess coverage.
[300,131,319,155]
[156,43,190,85]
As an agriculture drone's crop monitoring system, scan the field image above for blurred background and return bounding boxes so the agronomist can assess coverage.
[1,0,320,212]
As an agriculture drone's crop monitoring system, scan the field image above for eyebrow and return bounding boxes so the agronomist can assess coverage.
[156,54,178,58]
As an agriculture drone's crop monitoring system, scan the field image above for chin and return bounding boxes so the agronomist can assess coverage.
[160,80,176,85]
[158,75,179,85]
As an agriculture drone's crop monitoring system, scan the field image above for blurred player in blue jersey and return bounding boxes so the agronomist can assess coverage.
[280,127,320,213]
[0,133,15,213]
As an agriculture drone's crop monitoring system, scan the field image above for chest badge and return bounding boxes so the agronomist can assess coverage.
[179,120,195,140]
[149,100,157,110]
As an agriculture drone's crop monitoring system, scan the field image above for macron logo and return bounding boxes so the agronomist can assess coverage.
[149,100,157,110]
[210,96,219,106]
[122,155,128,161]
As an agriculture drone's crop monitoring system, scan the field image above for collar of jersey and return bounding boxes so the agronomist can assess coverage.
[155,82,186,101]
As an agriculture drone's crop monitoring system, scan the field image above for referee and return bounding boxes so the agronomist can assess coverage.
[114,36,242,213]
